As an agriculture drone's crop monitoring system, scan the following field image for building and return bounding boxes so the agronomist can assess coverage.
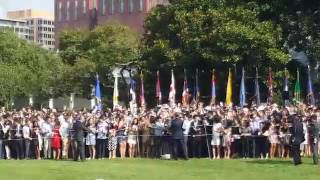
[0,18,30,39]
[7,9,55,50]
[54,0,169,48]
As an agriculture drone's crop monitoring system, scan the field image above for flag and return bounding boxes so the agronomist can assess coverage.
[129,78,136,104]
[307,65,315,106]
[95,74,102,110]
[254,68,261,106]
[294,69,301,103]
[225,68,232,106]
[283,68,289,102]
[140,72,146,107]
[182,69,189,106]
[239,68,246,107]
[168,69,176,105]
[113,76,119,109]
[267,67,273,104]
[211,69,216,105]
[156,71,162,104]
[195,69,200,102]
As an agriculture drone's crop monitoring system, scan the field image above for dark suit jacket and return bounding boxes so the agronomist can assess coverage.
[170,118,184,140]
[72,120,90,141]
[291,118,304,145]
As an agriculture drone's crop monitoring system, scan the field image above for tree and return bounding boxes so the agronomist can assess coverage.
[58,23,141,98]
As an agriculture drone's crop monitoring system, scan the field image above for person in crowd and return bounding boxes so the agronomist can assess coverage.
[301,116,311,157]
[86,117,97,160]
[190,115,204,158]
[269,119,279,159]
[108,125,117,159]
[127,118,139,158]
[309,114,320,165]
[41,117,52,159]
[170,111,188,160]
[0,117,5,159]
[12,118,24,159]
[52,120,62,160]
[140,116,152,158]
[23,120,32,159]
[117,116,127,159]
[211,116,223,159]
[223,122,232,159]
[290,114,304,166]
[59,113,71,160]
[153,115,165,158]
[240,120,252,159]
[182,113,192,158]
[32,121,41,160]
[71,115,91,161]
[3,119,12,160]
[96,117,108,160]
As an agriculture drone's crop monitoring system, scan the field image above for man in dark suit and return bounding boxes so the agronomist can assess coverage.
[71,115,91,161]
[310,114,320,165]
[290,114,304,166]
[170,111,188,160]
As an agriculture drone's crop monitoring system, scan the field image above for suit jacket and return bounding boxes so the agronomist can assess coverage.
[72,120,90,141]
[310,121,320,140]
[170,118,184,140]
[291,117,304,145]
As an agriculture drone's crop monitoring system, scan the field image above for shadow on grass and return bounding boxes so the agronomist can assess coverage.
[244,159,292,165]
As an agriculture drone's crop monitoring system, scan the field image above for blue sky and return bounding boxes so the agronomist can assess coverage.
[0,0,54,18]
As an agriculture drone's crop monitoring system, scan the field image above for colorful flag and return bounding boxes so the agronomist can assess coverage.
[95,74,102,110]
[294,69,301,103]
[267,67,273,104]
[225,69,232,106]
[182,69,189,106]
[156,70,162,104]
[211,69,216,105]
[254,68,261,106]
[307,65,315,106]
[140,71,146,107]
[168,69,176,105]
[239,68,246,107]
[195,69,200,102]
[113,76,119,109]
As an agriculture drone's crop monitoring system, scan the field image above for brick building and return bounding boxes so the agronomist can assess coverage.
[54,0,168,48]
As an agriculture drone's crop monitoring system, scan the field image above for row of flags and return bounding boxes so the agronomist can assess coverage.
[93,66,316,110]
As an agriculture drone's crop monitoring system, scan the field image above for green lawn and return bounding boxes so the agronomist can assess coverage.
[0,158,319,180]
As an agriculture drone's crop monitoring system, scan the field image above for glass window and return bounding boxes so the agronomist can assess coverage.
[75,0,78,20]
[83,0,87,14]
[59,2,63,21]
[109,0,114,14]
[102,0,106,15]
[120,0,124,13]
[129,0,133,13]
[139,0,143,11]
[66,1,70,20]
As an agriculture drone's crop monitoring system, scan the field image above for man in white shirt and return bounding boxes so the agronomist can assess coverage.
[182,113,192,157]
[41,118,52,159]
[59,114,71,159]
[23,121,32,159]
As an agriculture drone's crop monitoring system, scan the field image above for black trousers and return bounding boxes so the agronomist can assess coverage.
[96,139,106,159]
[72,140,85,161]
[192,137,203,158]
[153,136,163,158]
[292,144,301,165]
[24,139,31,159]
[172,139,188,160]
[241,136,250,158]
[311,138,319,165]
[14,138,24,159]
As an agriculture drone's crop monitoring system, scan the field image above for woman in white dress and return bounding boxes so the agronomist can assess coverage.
[211,117,223,159]
[127,118,139,158]
[85,118,96,160]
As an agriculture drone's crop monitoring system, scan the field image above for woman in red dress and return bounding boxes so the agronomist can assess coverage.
[52,120,62,160]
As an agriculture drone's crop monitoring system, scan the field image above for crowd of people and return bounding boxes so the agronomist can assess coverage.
[0,102,319,165]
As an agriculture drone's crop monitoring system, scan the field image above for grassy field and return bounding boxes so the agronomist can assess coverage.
[0,158,319,180]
